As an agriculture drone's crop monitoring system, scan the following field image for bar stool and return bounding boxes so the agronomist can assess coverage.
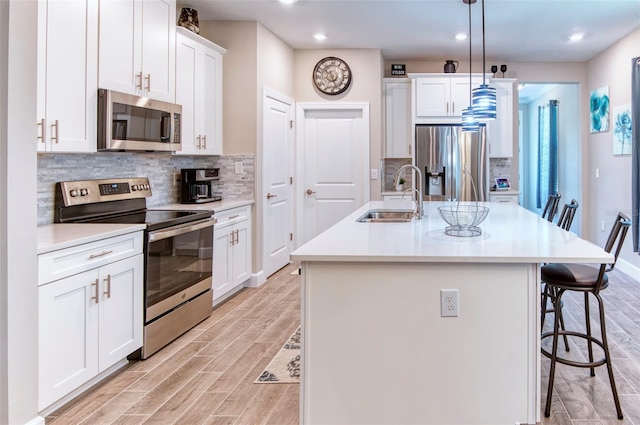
[541,199,580,349]
[541,193,561,222]
[541,212,630,419]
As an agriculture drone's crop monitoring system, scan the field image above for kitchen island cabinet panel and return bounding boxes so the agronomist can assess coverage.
[37,0,97,153]
[98,0,176,102]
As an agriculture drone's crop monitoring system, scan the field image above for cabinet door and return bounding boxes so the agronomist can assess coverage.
[213,226,233,300]
[200,47,223,155]
[141,0,176,102]
[98,0,142,96]
[98,255,143,371]
[175,34,200,155]
[37,0,97,153]
[231,222,251,285]
[39,270,99,410]
[450,77,479,117]
[488,80,514,158]
[415,77,450,117]
[384,80,411,158]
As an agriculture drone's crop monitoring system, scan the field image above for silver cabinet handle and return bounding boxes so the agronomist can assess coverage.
[91,279,99,304]
[103,275,111,298]
[235,229,239,245]
[37,118,45,143]
[136,72,143,90]
[452,101,455,114]
[267,193,278,199]
[229,214,240,219]
[145,74,151,91]
[89,250,113,259]
[196,135,202,149]
[51,120,59,143]
[229,230,235,246]
[202,135,207,149]
[306,189,316,195]
[446,102,449,114]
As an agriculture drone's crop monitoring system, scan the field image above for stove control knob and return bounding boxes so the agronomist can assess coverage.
[144,184,150,190]
[132,185,139,191]
[80,188,88,196]
[70,189,79,197]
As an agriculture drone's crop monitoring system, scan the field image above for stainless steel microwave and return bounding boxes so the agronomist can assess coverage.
[97,89,182,152]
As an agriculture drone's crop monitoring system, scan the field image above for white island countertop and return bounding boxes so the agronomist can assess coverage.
[291,200,613,264]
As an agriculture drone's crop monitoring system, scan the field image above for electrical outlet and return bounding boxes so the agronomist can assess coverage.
[235,161,243,174]
[371,169,379,180]
[173,172,180,186]
[440,289,459,317]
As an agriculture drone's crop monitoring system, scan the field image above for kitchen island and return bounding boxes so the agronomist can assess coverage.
[290,200,613,425]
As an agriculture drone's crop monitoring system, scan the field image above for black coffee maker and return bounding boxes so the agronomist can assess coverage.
[180,168,222,204]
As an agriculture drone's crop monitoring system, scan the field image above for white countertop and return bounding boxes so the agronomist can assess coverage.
[291,200,613,264]
[154,199,254,212]
[37,223,146,254]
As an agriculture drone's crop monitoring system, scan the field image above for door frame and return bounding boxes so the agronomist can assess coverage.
[260,87,295,279]
[294,102,370,248]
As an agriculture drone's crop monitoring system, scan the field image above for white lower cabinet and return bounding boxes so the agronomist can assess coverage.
[38,232,143,411]
[213,205,252,302]
[489,191,520,204]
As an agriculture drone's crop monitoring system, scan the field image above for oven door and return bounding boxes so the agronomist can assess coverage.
[145,217,215,323]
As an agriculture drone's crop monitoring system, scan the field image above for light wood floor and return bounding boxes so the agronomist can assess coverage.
[47,262,640,425]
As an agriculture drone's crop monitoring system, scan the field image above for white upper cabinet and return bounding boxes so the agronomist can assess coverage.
[413,74,482,119]
[98,0,176,102]
[383,78,412,158]
[37,0,98,153]
[175,27,226,155]
[487,79,516,158]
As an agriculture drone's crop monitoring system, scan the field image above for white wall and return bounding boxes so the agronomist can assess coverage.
[586,28,640,275]
[2,1,40,423]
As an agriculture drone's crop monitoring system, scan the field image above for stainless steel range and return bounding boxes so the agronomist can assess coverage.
[55,177,215,359]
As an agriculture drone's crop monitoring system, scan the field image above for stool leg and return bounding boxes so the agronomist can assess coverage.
[584,292,595,377]
[595,292,623,419]
[555,287,570,351]
[544,288,564,417]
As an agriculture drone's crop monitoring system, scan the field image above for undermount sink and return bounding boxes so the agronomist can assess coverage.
[356,209,414,223]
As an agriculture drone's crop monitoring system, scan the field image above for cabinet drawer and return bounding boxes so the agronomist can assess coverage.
[489,194,519,204]
[38,232,143,286]
[214,205,251,229]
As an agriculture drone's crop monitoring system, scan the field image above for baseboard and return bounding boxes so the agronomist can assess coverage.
[615,257,640,281]
[246,269,266,288]
[25,416,45,425]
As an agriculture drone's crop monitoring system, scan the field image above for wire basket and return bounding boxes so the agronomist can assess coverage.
[437,204,490,237]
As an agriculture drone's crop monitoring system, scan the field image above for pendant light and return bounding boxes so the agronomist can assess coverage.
[462,0,479,132]
[471,0,497,120]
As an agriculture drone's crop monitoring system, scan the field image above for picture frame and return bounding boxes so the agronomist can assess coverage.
[495,177,511,190]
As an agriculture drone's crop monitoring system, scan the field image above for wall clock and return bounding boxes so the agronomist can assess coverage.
[313,57,352,95]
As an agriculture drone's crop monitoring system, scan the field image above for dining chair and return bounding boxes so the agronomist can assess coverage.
[540,212,630,419]
[556,199,579,231]
[541,193,561,222]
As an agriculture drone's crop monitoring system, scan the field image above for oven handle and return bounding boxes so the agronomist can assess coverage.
[148,217,216,242]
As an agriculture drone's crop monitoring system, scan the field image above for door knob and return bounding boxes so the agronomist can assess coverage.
[267,192,277,199]
[306,189,316,195]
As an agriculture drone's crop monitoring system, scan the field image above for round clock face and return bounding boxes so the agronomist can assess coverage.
[313,57,352,95]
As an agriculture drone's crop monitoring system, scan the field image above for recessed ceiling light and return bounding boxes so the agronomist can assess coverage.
[279,0,297,3]
[455,33,468,41]
[568,33,584,42]
[314,33,327,41]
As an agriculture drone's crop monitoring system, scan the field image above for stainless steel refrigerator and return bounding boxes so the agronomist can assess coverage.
[415,124,488,202]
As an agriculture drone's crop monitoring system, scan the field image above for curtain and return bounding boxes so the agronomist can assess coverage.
[632,57,640,252]
[537,100,560,208]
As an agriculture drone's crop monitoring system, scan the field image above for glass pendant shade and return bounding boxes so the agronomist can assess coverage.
[462,107,480,132]
[472,84,497,120]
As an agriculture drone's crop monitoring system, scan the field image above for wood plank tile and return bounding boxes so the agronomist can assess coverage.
[264,385,299,425]
[201,328,264,372]
[212,360,272,416]
[206,343,272,394]
[173,392,229,425]
[203,416,238,425]
[110,414,150,425]
[231,383,288,425]
[76,391,147,424]
[197,319,258,358]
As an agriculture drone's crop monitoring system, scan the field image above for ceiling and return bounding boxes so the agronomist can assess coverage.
[184,0,640,62]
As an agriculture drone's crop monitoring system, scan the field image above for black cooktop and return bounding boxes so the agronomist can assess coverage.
[77,209,213,231]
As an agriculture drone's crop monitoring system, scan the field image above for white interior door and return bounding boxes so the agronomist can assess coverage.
[296,103,370,246]
[262,89,295,278]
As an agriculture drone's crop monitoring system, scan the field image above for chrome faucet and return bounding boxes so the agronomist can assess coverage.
[394,164,423,219]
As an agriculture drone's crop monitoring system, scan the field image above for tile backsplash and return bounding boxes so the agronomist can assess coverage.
[37,153,254,225]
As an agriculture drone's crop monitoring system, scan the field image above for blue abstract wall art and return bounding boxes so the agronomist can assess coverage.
[590,85,610,133]
[613,104,632,155]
